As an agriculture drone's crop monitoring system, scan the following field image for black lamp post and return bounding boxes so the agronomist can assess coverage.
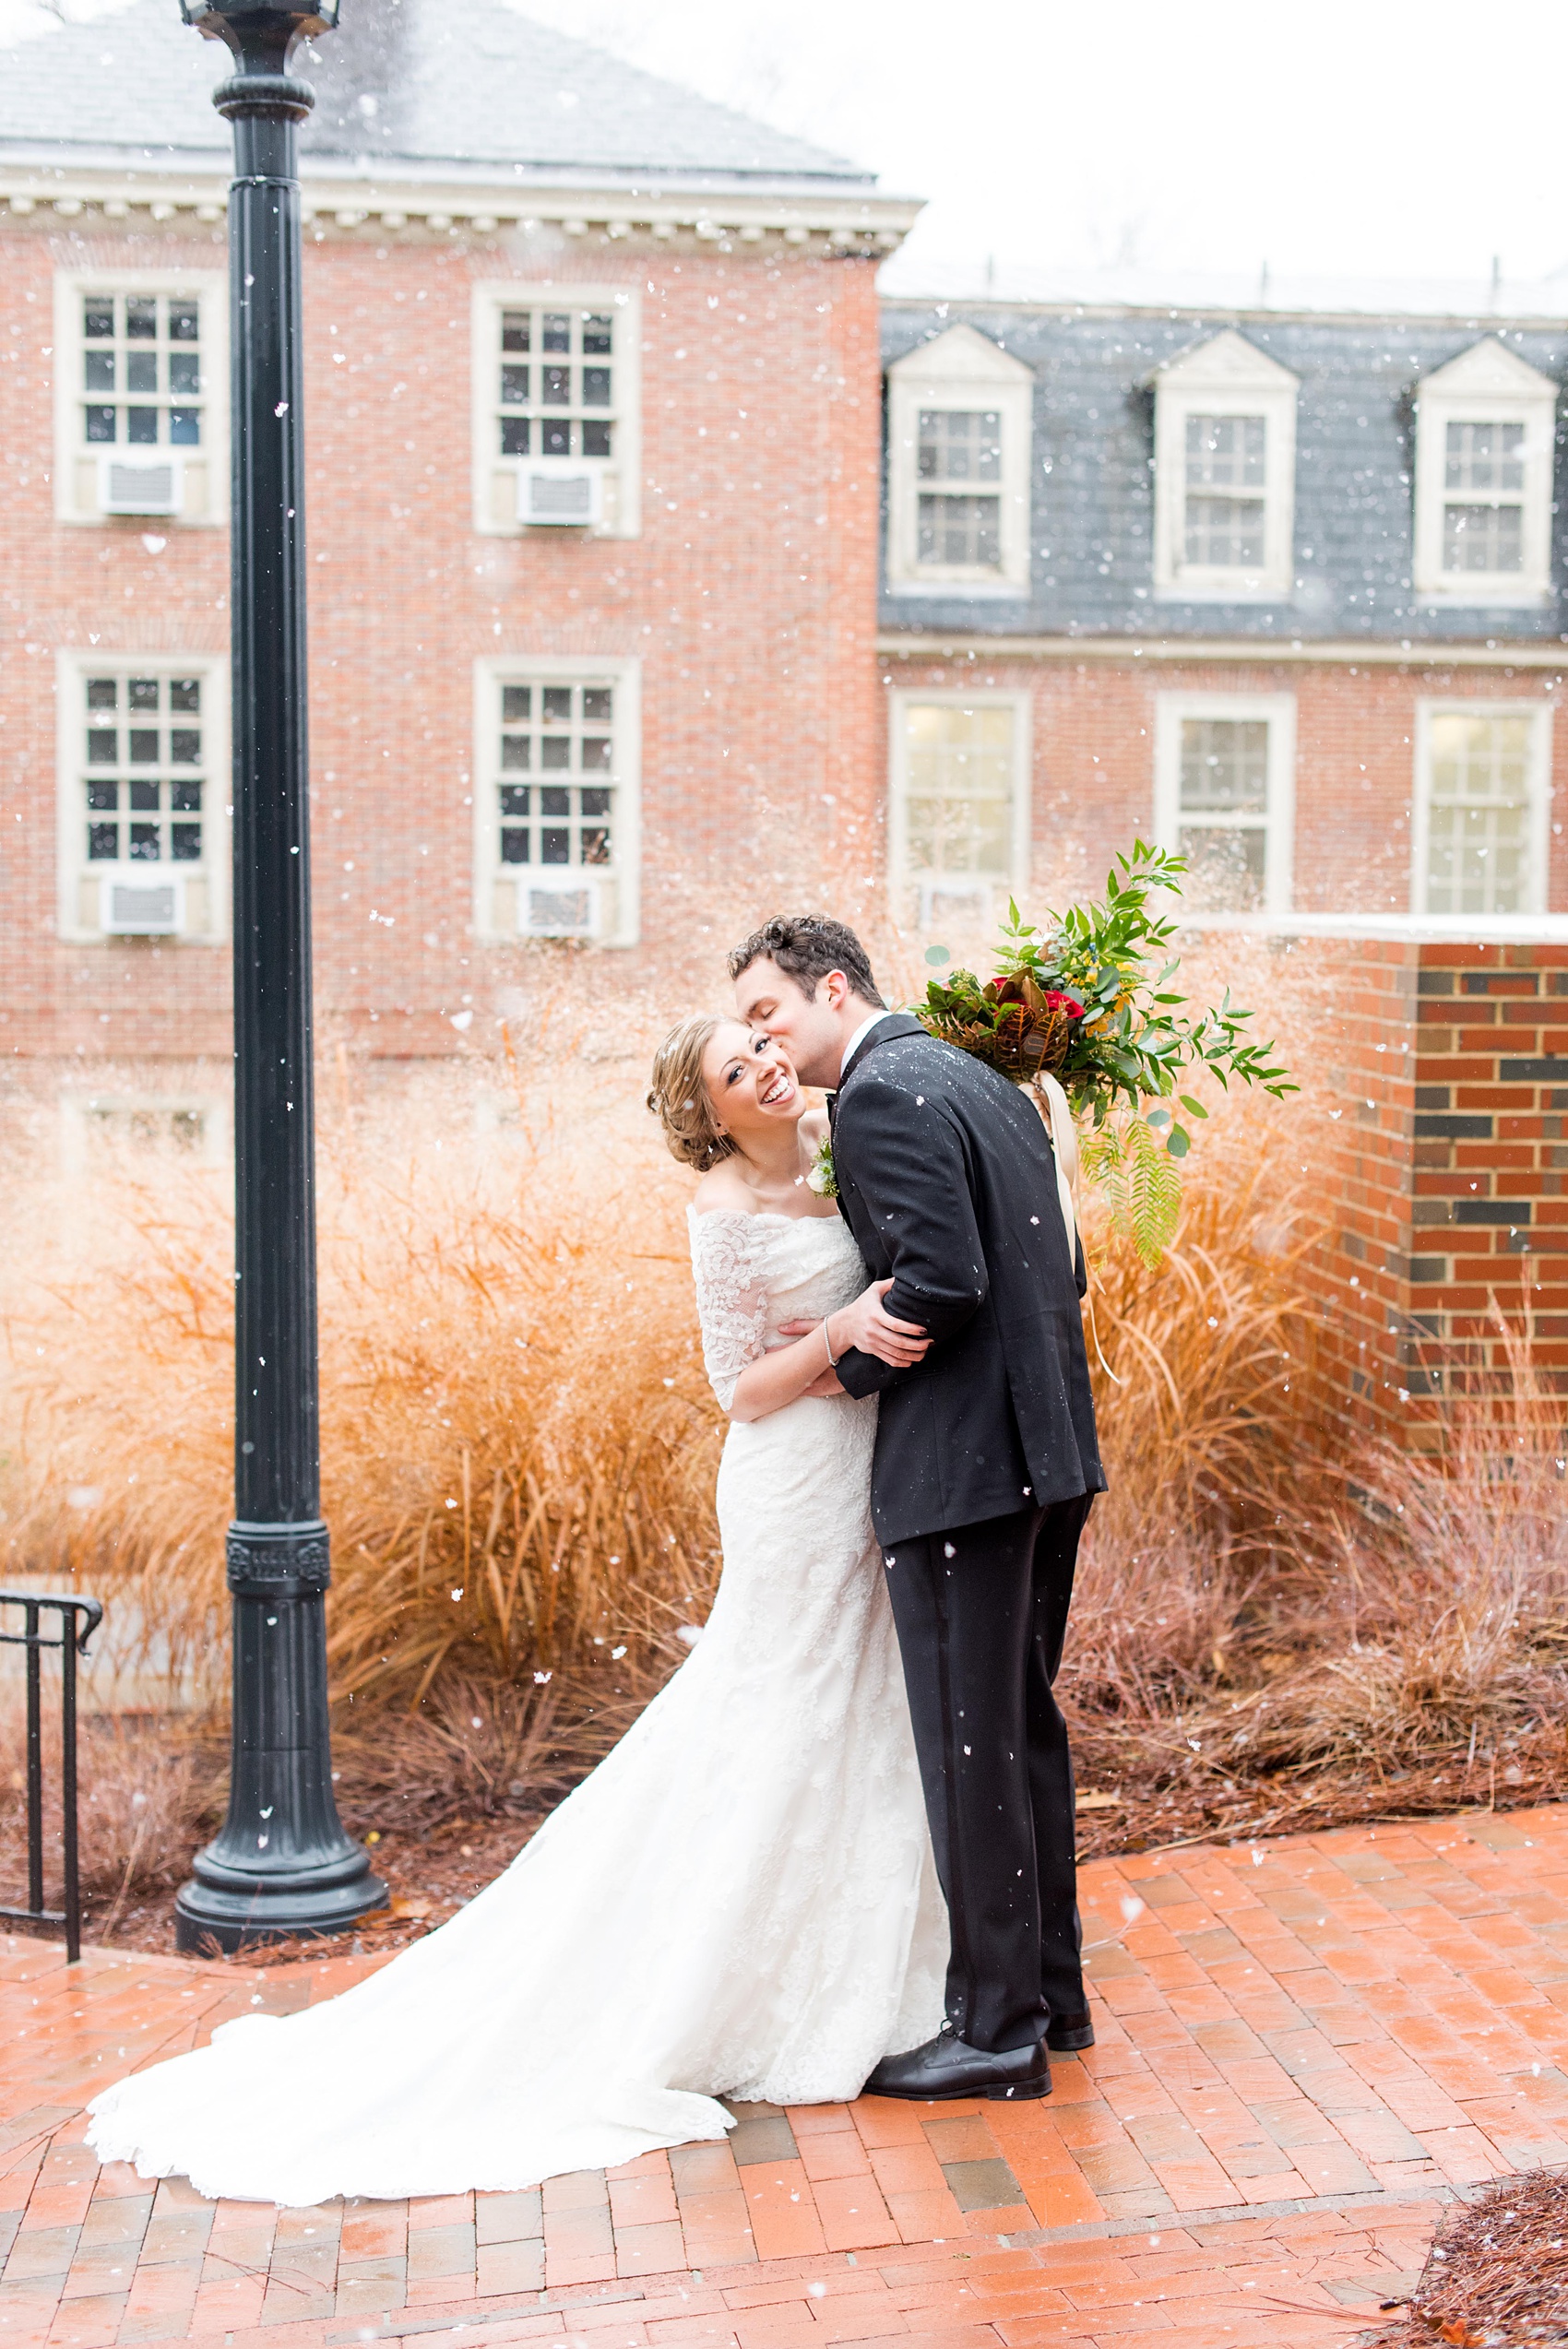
[172,0,386,1951]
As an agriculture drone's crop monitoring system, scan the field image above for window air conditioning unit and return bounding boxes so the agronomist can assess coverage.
[101,872,184,935]
[99,453,183,516]
[517,466,602,528]
[520,881,598,938]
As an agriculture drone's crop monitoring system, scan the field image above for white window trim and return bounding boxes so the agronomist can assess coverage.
[54,648,230,944]
[59,1091,230,1179]
[885,325,1033,599]
[469,282,642,540]
[1410,698,1552,919]
[52,266,228,528]
[1153,690,1296,918]
[1412,339,1557,607]
[471,654,641,948]
[887,685,1032,925]
[1152,329,1298,604]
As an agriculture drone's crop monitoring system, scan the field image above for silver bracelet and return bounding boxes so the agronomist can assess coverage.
[823,1318,837,1369]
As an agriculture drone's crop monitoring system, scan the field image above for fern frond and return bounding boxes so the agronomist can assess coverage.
[1081,1114,1183,1269]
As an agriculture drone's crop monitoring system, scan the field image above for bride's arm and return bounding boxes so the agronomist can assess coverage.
[729,1281,929,1425]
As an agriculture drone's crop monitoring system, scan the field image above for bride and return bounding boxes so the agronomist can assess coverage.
[87,1016,948,2204]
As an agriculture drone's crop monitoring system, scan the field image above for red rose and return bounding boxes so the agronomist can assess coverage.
[1044,991,1084,1019]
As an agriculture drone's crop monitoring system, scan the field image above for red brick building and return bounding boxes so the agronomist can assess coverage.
[0,2,1563,1413]
[0,0,914,1061]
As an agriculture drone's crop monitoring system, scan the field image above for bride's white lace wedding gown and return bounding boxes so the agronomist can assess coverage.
[87,1208,946,2203]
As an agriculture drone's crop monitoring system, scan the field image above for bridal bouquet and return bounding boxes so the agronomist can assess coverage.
[913,841,1295,1264]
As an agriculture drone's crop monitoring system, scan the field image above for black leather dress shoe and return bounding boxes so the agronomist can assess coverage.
[863,2027,1051,2102]
[1045,2012,1095,2053]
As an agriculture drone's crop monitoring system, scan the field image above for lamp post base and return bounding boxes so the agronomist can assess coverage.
[173,1854,387,1954]
[176,1522,387,1955]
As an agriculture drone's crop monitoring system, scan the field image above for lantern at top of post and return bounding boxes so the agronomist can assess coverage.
[180,0,340,37]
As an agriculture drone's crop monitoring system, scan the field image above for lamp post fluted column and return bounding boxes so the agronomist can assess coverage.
[173,0,385,1951]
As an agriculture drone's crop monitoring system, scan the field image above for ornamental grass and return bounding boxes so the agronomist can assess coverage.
[2,962,1565,1940]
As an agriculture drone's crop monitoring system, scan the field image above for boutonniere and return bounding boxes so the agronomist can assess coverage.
[805,1133,837,1199]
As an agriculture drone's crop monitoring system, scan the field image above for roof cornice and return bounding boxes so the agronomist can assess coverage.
[0,152,920,251]
[882,293,1568,331]
[876,631,1568,670]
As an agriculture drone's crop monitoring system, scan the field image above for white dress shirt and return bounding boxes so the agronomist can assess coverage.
[838,1005,895,1086]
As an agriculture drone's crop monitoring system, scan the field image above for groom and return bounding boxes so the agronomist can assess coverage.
[731,913,1106,2101]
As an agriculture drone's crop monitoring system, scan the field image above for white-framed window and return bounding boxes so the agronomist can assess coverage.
[472,656,640,947]
[885,326,1033,598]
[888,689,1031,927]
[54,651,229,943]
[1153,692,1296,917]
[53,268,227,526]
[1412,339,1557,605]
[470,283,641,539]
[1151,329,1298,602]
[58,1091,229,1180]
[1412,701,1551,917]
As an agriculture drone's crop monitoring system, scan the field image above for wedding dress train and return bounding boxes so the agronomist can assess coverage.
[87,1209,947,2202]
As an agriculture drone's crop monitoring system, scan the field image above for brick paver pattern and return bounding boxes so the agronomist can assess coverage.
[7,1807,1568,2347]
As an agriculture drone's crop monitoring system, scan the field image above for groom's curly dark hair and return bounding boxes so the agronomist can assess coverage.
[727,914,885,1008]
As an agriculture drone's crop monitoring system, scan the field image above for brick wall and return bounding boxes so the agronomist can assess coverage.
[1293,938,1568,1437]
[0,217,885,1061]
[881,653,1568,920]
[1410,944,1568,1393]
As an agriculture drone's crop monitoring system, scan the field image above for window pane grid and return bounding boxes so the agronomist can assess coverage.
[1444,420,1525,494]
[498,308,614,461]
[1443,501,1523,574]
[82,292,202,448]
[82,673,204,864]
[1175,717,1271,912]
[1440,421,1526,575]
[902,704,1016,876]
[915,409,1003,571]
[496,682,616,869]
[1425,713,1534,914]
[1182,413,1265,569]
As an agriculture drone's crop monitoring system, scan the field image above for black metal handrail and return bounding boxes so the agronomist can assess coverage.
[0,1592,103,1963]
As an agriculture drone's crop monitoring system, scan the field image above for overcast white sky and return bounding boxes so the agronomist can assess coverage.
[5,0,1567,296]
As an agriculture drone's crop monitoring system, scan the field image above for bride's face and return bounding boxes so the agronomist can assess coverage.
[702,1019,804,1148]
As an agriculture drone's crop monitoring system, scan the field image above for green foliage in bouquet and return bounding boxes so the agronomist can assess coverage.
[914,840,1296,1266]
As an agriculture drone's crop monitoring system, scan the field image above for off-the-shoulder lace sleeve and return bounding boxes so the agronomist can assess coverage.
[687,1209,770,1413]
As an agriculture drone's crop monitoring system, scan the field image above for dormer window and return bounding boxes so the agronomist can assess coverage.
[885,325,1033,598]
[1151,329,1298,602]
[1413,339,1557,605]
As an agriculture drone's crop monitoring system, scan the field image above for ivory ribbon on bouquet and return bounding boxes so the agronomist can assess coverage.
[1030,1070,1123,1386]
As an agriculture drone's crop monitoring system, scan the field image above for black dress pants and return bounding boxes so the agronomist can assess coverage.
[883,1493,1093,2054]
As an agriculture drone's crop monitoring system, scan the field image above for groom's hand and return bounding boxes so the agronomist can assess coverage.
[831,1279,931,1370]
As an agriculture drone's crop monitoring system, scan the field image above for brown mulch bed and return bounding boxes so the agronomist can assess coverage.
[1069,1716,1568,1865]
[6,1711,1562,1969]
[1366,2165,1568,2346]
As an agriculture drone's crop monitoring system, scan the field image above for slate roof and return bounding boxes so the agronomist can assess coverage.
[0,0,871,190]
[881,303,1568,644]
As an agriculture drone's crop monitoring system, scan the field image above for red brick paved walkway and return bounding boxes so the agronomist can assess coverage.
[6,1807,1568,2348]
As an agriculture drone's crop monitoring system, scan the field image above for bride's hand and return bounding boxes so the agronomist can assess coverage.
[829,1279,931,1370]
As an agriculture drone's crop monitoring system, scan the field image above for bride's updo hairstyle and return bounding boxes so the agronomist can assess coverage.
[647,1014,738,1172]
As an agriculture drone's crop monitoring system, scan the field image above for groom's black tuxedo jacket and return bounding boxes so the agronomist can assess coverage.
[829,1014,1106,1546]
